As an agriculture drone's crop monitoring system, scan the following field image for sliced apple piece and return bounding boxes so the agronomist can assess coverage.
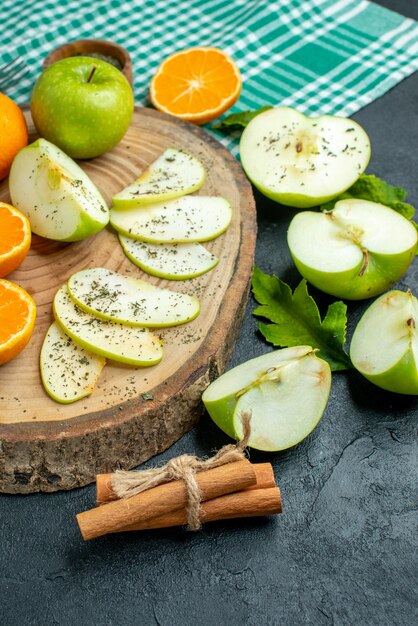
[287,199,418,300]
[118,234,218,280]
[112,148,205,208]
[67,267,200,327]
[53,285,163,365]
[9,138,109,242]
[350,290,418,395]
[40,322,105,404]
[240,107,370,208]
[202,346,331,451]
[110,196,232,243]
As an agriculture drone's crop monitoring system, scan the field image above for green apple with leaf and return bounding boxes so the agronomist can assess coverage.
[31,56,134,159]
[203,346,331,451]
[287,199,417,300]
[9,138,109,241]
[240,107,370,208]
[350,290,418,395]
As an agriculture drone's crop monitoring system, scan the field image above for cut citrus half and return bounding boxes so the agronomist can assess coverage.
[0,202,31,277]
[0,278,36,365]
[150,47,242,125]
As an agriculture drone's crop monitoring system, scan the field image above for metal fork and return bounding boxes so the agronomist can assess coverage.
[0,57,29,92]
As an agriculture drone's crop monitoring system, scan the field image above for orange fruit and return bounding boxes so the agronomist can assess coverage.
[0,278,36,365]
[0,202,31,277]
[150,47,242,125]
[0,92,28,180]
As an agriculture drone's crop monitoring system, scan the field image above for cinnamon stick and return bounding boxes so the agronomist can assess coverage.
[77,459,256,541]
[118,487,282,532]
[96,463,275,505]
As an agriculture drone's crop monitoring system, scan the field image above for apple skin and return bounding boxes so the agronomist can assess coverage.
[31,57,134,159]
[291,249,416,301]
[361,350,418,395]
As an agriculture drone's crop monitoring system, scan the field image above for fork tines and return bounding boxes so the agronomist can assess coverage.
[0,57,30,92]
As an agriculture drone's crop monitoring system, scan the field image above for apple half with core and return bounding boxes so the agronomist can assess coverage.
[41,322,105,404]
[112,148,205,208]
[9,139,109,242]
[287,199,418,300]
[202,346,331,451]
[350,290,418,395]
[67,267,200,327]
[31,56,134,159]
[54,285,163,366]
[240,107,370,208]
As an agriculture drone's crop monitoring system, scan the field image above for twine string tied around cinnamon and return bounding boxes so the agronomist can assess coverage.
[110,412,251,530]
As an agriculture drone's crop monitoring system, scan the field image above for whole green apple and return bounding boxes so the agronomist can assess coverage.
[350,290,418,395]
[31,57,134,159]
[287,199,417,300]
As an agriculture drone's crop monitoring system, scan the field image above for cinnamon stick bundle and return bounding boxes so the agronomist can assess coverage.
[96,462,276,505]
[118,487,282,532]
[77,459,257,541]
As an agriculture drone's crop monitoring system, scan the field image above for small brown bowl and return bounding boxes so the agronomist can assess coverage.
[42,39,133,86]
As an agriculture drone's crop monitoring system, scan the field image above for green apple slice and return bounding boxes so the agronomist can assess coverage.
[67,267,200,327]
[9,138,109,242]
[53,285,163,365]
[110,196,232,243]
[240,107,370,208]
[118,234,218,280]
[350,290,418,395]
[40,322,105,404]
[287,199,417,300]
[112,148,205,208]
[202,346,331,451]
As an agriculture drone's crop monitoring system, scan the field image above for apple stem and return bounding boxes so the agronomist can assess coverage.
[358,249,369,277]
[296,142,302,153]
[87,66,97,83]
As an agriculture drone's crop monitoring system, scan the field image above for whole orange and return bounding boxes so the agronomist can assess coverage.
[0,93,28,181]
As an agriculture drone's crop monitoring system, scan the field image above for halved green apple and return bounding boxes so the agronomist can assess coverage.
[54,285,163,365]
[40,321,105,403]
[112,148,205,208]
[287,199,417,300]
[202,346,331,451]
[119,234,218,280]
[9,138,109,241]
[240,107,370,208]
[110,196,232,243]
[350,290,418,395]
[67,267,200,327]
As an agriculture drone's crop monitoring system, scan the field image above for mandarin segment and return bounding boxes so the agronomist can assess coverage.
[0,202,31,277]
[150,47,242,125]
[0,279,36,365]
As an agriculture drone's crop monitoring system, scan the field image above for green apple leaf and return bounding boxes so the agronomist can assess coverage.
[212,106,273,131]
[252,266,352,371]
[320,174,415,220]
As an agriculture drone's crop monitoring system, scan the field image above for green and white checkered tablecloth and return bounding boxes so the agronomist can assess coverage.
[1,0,417,156]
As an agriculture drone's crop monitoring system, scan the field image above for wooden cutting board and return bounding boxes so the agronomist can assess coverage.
[0,107,256,494]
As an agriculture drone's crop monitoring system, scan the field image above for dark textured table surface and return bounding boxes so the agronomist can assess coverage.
[1,1,417,624]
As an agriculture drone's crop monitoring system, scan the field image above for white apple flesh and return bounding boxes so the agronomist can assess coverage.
[202,346,331,451]
[9,139,109,242]
[240,107,370,208]
[110,196,232,243]
[54,285,163,366]
[287,199,418,300]
[119,235,218,280]
[112,148,205,207]
[350,290,418,395]
[67,267,200,327]
[40,322,105,404]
